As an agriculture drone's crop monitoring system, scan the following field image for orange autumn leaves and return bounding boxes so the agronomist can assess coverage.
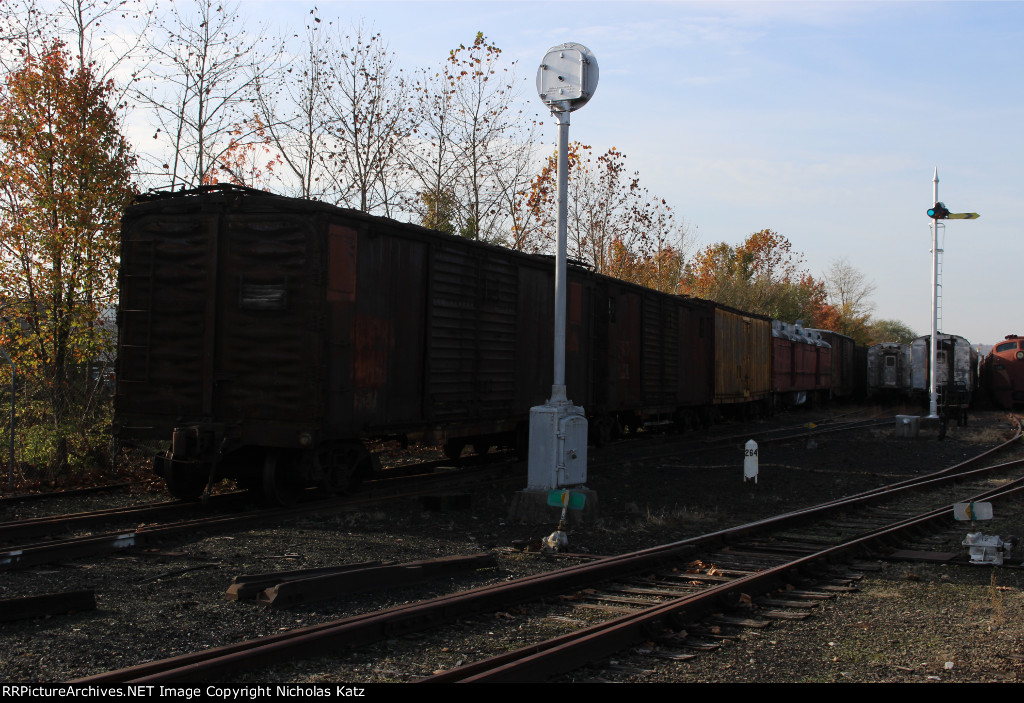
[0,40,135,470]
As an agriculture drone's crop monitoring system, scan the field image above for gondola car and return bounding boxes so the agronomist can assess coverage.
[805,328,857,399]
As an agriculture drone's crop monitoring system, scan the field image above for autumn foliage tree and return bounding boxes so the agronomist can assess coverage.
[523,142,691,292]
[0,39,136,476]
[683,230,837,325]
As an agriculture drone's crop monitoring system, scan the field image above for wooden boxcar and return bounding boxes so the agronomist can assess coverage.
[115,186,730,501]
[711,304,772,413]
[805,328,857,399]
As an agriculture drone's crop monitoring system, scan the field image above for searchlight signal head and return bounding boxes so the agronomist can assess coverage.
[537,43,599,113]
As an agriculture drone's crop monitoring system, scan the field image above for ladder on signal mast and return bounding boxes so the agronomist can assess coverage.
[934,221,944,334]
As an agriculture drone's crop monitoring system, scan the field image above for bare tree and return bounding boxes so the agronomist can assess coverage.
[252,13,338,200]
[1,0,154,95]
[326,25,411,215]
[406,59,461,230]
[446,33,524,240]
[136,0,280,188]
[824,256,876,339]
[498,121,547,252]
[405,33,531,241]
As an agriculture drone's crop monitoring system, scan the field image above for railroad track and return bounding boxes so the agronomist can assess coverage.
[74,419,1024,683]
[0,460,519,571]
[0,412,886,570]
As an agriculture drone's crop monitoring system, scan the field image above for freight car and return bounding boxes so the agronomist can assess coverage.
[114,186,847,503]
[712,305,772,415]
[983,334,1024,409]
[804,328,858,399]
[771,320,831,407]
[115,186,762,503]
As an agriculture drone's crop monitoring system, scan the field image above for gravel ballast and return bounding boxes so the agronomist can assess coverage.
[2,408,1024,683]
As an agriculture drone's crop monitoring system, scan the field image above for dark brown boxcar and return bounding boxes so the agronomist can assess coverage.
[118,187,723,501]
[592,281,714,434]
[115,187,590,500]
[805,329,856,398]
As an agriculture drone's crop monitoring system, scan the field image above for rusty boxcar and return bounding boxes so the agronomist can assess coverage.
[771,320,832,407]
[711,304,772,413]
[115,186,730,503]
[804,328,858,399]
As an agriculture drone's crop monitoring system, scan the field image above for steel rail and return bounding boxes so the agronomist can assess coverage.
[75,423,1023,684]
[425,474,1024,682]
[0,461,517,570]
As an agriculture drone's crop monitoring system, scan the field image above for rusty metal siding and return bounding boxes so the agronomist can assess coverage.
[714,306,771,403]
[339,222,428,431]
[514,264,554,411]
[772,336,794,393]
[426,244,519,421]
[806,329,855,397]
[641,294,678,408]
[677,298,715,407]
[609,289,642,408]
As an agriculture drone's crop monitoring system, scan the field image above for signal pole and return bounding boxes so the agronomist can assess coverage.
[928,168,940,419]
[926,168,979,419]
[509,43,599,525]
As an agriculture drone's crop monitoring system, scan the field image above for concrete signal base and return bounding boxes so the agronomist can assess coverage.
[507,487,599,525]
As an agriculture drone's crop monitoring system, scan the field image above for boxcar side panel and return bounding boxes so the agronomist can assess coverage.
[676,298,715,408]
[714,306,771,403]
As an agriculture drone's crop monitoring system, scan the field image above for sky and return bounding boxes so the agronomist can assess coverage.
[126,0,1024,346]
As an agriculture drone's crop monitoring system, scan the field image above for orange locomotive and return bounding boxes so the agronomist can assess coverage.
[983,335,1024,410]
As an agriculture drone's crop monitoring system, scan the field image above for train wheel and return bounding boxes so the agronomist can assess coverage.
[165,463,206,502]
[444,440,465,460]
[591,416,614,447]
[320,444,374,494]
[262,451,302,506]
[514,423,529,461]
